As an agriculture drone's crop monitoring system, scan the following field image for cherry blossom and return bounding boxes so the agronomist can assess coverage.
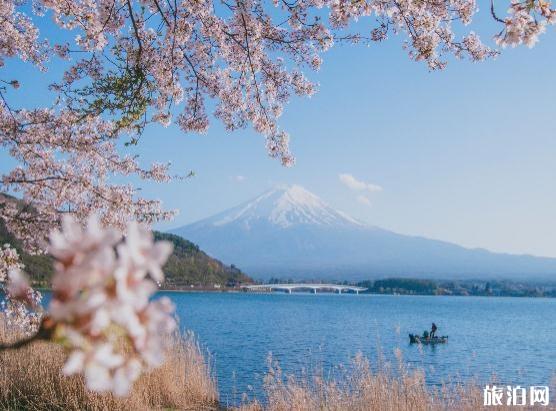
[0,243,23,281]
[1,216,176,396]
[0,108,177,253]
[494,1,556,48]
[47,215,176,395]
[0,244,42,333]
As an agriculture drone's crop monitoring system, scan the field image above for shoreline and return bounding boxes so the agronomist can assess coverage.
[160,289,556,299]
[30,287,556,299]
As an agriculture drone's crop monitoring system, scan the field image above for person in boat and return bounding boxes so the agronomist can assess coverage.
[430,322,437,338]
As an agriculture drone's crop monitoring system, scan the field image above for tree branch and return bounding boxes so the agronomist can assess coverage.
[491,0,506,23]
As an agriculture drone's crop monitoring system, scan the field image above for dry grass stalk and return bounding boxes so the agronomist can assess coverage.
[237,352,553,411]
[0,317,218,410]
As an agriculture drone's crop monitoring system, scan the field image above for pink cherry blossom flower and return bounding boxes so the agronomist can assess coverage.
[6,269,31,301]
[0,244,42,333]
[46,215,176,396]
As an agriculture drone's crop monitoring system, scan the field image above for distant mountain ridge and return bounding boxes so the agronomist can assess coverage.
[171,185,556,281]
[0,193,251,288]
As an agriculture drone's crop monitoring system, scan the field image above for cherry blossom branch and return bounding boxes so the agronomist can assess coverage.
[126,0,143,59]
[491,0,506,23]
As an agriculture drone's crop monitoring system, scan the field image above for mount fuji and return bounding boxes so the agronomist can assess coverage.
[170,185,556,281]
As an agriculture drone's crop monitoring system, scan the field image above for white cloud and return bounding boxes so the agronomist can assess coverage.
[339,173,382,193]
[231,175,246,183]
[357,195,372,207]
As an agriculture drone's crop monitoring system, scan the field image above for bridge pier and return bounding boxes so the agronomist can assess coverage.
[336,289,342,294]
[286,289,292,294]
[312,288,317,294]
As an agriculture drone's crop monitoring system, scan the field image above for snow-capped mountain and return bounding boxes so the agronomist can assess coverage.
[199,184,363,229]
[171,185,556,280]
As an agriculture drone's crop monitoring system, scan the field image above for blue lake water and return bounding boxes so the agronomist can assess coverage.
[164,292,556,405]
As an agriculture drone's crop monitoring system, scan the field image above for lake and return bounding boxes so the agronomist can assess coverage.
[165,292,556,405]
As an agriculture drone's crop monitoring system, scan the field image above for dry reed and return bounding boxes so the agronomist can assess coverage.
[237,351,553,411]
[0,317,219,410]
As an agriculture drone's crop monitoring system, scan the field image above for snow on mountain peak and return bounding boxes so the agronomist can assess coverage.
[211,185,364,228]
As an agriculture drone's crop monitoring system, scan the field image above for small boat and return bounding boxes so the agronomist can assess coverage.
[409,334,448,344]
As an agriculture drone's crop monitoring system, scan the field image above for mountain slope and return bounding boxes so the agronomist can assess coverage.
[0,193,252,288]
[154,232,252,288]
[171,185,556,281]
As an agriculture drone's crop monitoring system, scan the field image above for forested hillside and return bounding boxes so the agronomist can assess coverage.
[154,232,252,288]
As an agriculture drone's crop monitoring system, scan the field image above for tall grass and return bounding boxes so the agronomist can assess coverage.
[238,351,547,411]
[0,318,218,410]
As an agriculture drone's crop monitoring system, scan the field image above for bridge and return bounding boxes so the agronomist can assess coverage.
[241,284,367,294]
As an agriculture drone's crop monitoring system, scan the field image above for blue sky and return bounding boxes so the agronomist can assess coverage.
[2,12,556,258]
